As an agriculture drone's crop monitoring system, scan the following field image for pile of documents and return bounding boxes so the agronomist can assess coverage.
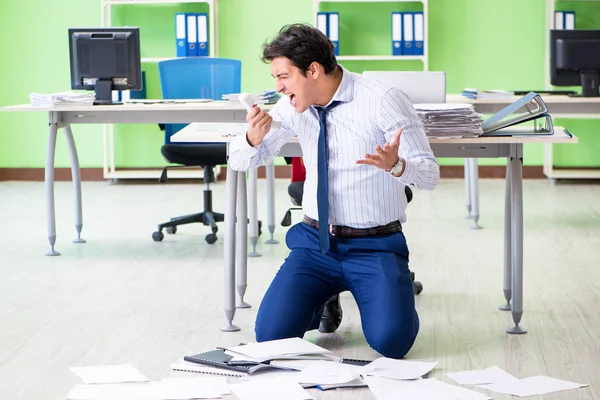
[29,91,95,107]
[222,89,280,105]
[414,103,484,138]
[461,88,514,100]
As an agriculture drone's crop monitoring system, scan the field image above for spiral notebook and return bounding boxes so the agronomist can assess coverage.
[171,362,247,377]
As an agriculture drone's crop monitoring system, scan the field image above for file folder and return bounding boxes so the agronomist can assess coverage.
[175,13,187,57]
[554,11,564,30]
[317,12,328,36]
[196,13,209,56]
[392,12,403,56]
[186,13,198,56]
[413,12,424,56]
[482,92,551,135]
[402,12,414,56]
[328,12,339,56]
[564,11,575,30]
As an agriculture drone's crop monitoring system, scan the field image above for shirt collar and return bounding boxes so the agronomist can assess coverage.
[319,65,355,108]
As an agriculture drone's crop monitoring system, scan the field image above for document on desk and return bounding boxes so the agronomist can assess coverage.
[69,364,149,384]
[365,376,491,400]
[413,103,484,138]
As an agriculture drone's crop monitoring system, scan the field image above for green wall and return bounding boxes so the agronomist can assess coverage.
[0,0,599,170]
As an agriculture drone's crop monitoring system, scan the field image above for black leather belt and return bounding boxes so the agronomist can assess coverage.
[303,215,402,238]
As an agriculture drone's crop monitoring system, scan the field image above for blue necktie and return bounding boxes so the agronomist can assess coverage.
[316,101,340,255]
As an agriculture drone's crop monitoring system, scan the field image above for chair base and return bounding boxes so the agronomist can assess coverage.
[153,211,224,244]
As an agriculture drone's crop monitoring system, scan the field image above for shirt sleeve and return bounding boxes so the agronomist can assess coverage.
[228,97,297,171]
[378,87,440,190]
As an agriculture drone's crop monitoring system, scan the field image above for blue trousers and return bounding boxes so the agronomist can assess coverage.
[255,222,419,359]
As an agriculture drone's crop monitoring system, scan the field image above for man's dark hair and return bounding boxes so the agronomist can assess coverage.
[261,24,338,76]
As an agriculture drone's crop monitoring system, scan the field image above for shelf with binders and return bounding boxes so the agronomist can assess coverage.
[314,0,428,70]
[100,0,218,180]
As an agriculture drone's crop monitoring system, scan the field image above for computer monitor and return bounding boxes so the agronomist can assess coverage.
[550,29,600,97]
[68,27,142,105]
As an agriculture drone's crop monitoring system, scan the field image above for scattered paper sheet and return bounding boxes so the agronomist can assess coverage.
[447,366,518,385]
[364,357,437,380]
[229,380,314,400]
[65,383,155,400]
[296,360,364,385]
[365,376,490,400]
[70,364,149,384]
[226,338,330,361]
[478,375,587,397]
[149,377,229,399]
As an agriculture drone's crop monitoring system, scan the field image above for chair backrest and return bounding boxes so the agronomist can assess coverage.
[158,57,242,143]
[362,71,446,104]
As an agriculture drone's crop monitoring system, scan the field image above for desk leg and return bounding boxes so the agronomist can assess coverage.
[469,158,482,229]
[464,159,472,219]
[507,156,527,334]
[64,125,86,244]
[265,163,279,244]
[236,172,251,309]
[248,168,261,257]
[500,161,512,311]
[222,165,240,332]
[45,122,60,256]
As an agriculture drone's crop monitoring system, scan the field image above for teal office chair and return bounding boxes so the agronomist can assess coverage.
[152,57,245,244]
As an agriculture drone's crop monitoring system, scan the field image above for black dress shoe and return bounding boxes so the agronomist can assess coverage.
[319,294,343,333]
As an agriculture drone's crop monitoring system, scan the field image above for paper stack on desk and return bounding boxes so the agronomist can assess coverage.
[222,89,280,105]
[413,103,484,138]
[29,91,95,107]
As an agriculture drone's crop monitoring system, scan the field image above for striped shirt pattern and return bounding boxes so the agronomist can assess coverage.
[229,66,440,228]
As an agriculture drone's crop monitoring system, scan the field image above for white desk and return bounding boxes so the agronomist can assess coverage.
[447,94,600,180]
[173,125,577,335]
[0,102,249,256]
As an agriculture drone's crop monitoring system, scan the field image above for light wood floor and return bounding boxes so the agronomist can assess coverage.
[0,177,599,400]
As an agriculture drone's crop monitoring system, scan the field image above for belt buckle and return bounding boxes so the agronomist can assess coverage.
[328,224,336,236]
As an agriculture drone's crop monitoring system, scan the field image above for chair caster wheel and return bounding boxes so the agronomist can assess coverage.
[413,282,423,295]
[166,226,177,234]
[152,231,164,242]
[205,233,217,244]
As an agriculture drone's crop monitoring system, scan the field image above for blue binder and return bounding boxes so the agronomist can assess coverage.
[391,12,403,56]
[413,12,424,56]
[175,13,187,57]
[402,12,414,55]
[564,11,575,30]
[186,13,198,56]
[196,13,209,56]
[328,12,339,56]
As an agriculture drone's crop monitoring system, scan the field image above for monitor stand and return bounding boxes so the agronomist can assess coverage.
[572,70,600,98]
[93,79,117,105]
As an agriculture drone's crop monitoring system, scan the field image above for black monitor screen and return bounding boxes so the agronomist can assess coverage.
[69,27,142,105]
[550,29,600,97]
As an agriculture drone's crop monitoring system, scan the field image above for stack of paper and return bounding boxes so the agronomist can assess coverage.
[222,89,280,105]
[29,91,95,107]
[225,337,334,363]
[413,103,484,138]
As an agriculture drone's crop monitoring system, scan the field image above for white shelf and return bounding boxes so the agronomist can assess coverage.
[141,57,176,62]
[104,166,221,180]
[318,0,423,2]
[103,0,212,5]
[543,168,600,179]
[337,55,425,61]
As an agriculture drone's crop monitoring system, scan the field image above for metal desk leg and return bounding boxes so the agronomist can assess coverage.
[222,165,240,332]
[464,158,472,219]
[236,172,251,309]
[469,158,482,229]
[45,121,60,256]
[64,125,86,244]
[500,161,512,311]
[265,163,279,244]
[507,155,527,334]
[247,168,261,257]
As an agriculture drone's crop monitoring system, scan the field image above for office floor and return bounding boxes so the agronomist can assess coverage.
[0,177,599,400]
